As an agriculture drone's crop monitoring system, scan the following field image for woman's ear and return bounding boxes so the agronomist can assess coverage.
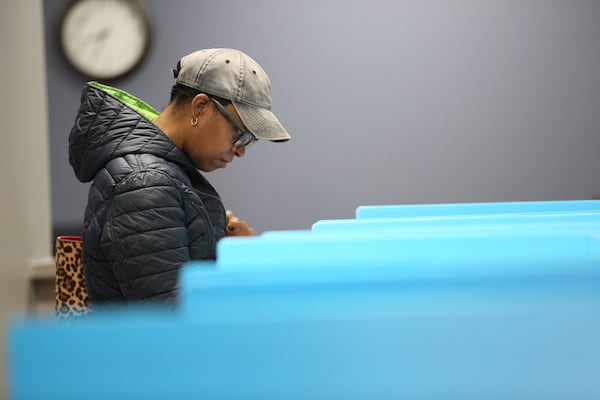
[191,93,211,117]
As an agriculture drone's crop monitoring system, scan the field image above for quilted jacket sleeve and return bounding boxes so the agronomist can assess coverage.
[101,167,199,302]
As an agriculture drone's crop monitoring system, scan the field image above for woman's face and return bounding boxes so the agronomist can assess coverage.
[184,96,246,172]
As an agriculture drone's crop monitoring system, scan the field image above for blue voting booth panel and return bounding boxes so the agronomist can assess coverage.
[356,199,600,219]
[214,229,600,271]
[10,258,600,399]
[312,212,600,235]
[180,246,600,323]
[9,201,600,398]
[180,231,600,322]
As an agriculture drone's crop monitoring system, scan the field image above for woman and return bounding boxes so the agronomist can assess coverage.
[68,48,291,306]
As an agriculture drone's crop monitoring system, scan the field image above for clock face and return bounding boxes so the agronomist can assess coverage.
[60,0,151,80]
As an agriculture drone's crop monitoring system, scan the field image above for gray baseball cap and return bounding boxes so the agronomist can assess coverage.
[172,48,290,142]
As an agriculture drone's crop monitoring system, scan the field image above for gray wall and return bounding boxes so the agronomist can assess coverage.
[44,0,600,234]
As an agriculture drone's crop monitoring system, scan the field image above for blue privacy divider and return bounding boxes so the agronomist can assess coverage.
[356,199,600,219]
[180,247,600,322]
[181,230,600,322]
[10,258,600,399]
[215,227,600,271]
[312,211,600,235]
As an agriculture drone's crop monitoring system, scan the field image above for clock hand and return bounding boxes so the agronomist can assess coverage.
[84,27,110,44]
[84,28,111,59]
[94,28,110,43]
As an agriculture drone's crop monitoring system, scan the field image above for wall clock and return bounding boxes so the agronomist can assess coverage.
[59,0,152,80]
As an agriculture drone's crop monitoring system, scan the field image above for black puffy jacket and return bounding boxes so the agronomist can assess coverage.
[69,82,226,305]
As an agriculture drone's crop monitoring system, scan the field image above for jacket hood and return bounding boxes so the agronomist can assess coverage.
[69,82,192,182]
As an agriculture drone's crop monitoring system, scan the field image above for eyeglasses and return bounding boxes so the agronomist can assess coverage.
[210,98,258,150]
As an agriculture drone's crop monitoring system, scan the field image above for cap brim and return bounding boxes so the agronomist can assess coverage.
[232,102,291,142]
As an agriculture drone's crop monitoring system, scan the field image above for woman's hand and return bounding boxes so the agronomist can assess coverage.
[226,210,255,236]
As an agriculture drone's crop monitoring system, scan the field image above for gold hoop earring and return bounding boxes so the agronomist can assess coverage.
[191,117,198,126]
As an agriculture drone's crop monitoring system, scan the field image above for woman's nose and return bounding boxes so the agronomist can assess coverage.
[234,145,246,158]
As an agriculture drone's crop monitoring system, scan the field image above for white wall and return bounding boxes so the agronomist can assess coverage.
[0,0,52,395]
